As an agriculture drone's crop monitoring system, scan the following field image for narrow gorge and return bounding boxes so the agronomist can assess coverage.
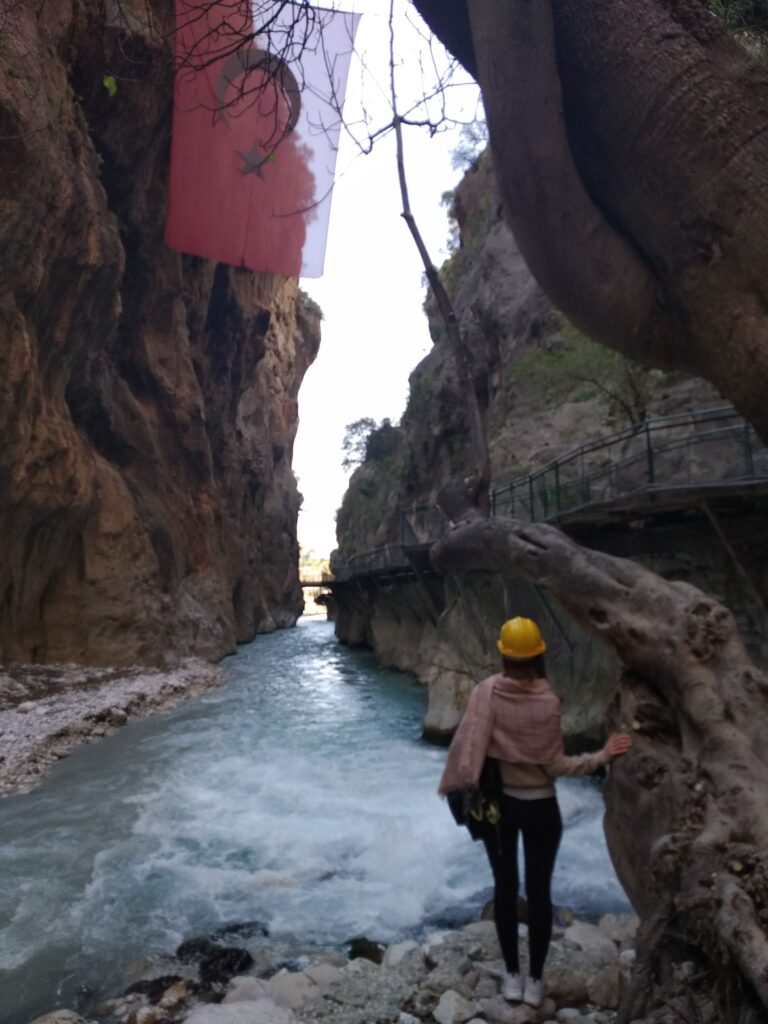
[332,149,768,746]
[331,79,768,1015]
[0,0,319,669]
[4,2,768,1024]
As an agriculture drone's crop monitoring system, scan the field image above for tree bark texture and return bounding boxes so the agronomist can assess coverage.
[431,517,768,1022]
[413,0,768,445]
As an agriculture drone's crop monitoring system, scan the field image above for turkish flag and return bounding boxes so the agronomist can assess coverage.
[165,1,359,277]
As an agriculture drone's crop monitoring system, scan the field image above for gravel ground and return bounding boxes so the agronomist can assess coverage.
[0,660,224,796]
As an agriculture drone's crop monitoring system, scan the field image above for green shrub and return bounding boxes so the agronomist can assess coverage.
[510,319,668,426]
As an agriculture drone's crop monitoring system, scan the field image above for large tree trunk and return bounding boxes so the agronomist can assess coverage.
[413,0,768,445]
[414,2,768,1015]
[432,517,768,1023]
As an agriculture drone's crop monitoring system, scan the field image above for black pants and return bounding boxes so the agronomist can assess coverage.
[482,795,563,979]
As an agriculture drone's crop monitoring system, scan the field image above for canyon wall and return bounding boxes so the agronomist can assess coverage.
[334,150,718,562]
[0,1,320,665]
[333,569,620,747]
[333,511,768,744]
[332,148,752,744]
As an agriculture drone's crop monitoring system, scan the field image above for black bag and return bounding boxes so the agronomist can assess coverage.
[446,758,503,841]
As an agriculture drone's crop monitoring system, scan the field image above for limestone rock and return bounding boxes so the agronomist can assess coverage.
[304,962,344,991]
[597,913,639,949]
[224,976,272,1003]
[29,1014,88,1024]
[425,950,475,997]
[476,958,507,980]
[433,989,478,1024]
[462,921,498,940]
[587,965,622,1009]
[562,922,618,964]
[382,939,421,969]
[265,969,321,1009]
[473,974,499,999]
[423,929,460,952]
[404,986,440,1019]
[554,1011,611,1024]
[543,965,588,1006]
[108,707,129,727]
[538,999,557,1020]
[185,1002,295,1024]
[555,1011,591,1024]
[476,995,540,1023]
[341,956,379,978]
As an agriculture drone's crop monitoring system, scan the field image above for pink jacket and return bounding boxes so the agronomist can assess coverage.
[438,673,564,796]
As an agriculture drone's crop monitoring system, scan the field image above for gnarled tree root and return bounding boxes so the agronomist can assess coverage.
[432,516,768,1022]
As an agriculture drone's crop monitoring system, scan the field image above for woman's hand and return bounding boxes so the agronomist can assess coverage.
[603,732,632,760]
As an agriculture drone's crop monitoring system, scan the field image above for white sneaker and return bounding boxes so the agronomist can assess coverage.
[501,972,523,1001]
[523,976,544,1007]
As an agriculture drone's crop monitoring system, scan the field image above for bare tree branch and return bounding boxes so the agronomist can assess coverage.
[388,0,490,511]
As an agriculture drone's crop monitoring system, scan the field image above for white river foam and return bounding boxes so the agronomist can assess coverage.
[0,620,628,1024]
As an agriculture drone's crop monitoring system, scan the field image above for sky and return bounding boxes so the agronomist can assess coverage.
[293,0,480,557]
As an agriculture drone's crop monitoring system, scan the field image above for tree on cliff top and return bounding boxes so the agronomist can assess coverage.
[341,417,401,472]
[341,418,377,473]
[412,0,768,447]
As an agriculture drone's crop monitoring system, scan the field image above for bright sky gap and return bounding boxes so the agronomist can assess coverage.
[294,0,480,557]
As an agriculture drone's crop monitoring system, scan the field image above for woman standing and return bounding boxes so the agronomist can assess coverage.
[438,616,631,1008]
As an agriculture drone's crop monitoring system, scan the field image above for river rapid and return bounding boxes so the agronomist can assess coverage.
[0,620,629,1024]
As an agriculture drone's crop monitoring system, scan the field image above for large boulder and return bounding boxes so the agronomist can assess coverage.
[562,922,619,965]
[29,1014,89,1024]
[433,989,478,1024]
[185,1003,295,1024]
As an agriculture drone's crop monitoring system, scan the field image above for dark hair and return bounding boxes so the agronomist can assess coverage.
[502,654,546,680]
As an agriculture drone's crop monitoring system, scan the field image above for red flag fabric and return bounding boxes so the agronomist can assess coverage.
[165,1,360,277]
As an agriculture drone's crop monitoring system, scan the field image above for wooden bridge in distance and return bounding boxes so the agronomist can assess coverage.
[299,575,334,616]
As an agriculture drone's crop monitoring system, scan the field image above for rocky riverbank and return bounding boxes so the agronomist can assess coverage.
[0,661,223,796]
[30,913,648,1024]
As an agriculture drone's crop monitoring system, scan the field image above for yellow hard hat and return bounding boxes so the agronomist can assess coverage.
[497,617,547,659]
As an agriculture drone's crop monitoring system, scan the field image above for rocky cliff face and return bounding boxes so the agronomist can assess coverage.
[333,148,720,743]
[0,1,320,666]
[336,150,718,562]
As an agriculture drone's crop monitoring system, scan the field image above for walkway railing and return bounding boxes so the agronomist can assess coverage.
[490,404,767,523]
[332,544,408,583]
[333,406,768,581]
[300,573,335,587]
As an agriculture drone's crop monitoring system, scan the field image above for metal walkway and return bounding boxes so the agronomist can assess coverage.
[332,405,768,583]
